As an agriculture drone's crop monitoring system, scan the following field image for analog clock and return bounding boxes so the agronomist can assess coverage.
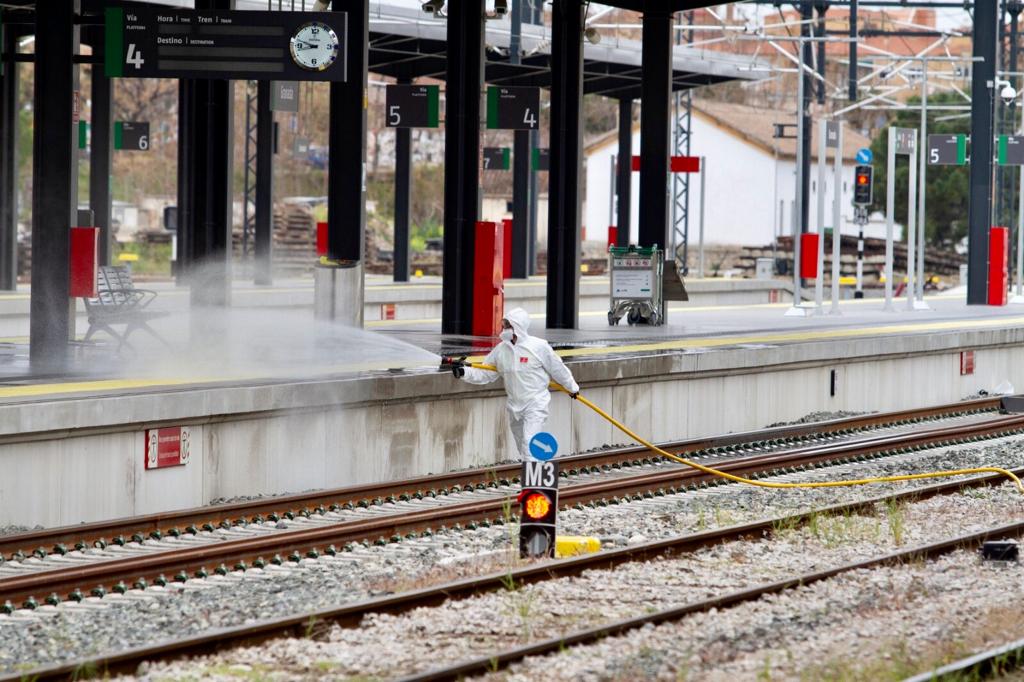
[289,22,339,72]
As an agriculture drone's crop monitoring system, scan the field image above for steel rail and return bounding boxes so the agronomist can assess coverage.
[1,411,1021,611]
[902,637,1024,681]
[0,398,1000,562]
[14,464,1024,682]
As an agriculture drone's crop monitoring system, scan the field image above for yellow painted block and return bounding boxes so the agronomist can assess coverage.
[414,269,424,278]
[838,276,856,285]
[580,263,589,273]
[117,253,139,262]
[555,535,601,558]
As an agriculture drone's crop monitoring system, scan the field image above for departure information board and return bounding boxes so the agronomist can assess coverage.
[999,135,1024,166]
[532,147,549,171]
[105,7,348,81]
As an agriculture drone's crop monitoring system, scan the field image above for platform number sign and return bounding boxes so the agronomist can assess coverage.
[145,426,191,470]
[998,136,1024,166]
[115,122,150,151]
[520,458,558,558]
[531,147,550,172]
[927,134,967,165]
[385,85,440,128]
[486,86,540,130]
[482,147,510,170]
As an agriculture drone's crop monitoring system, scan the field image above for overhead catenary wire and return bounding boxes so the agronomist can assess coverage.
[469,362,1024,494]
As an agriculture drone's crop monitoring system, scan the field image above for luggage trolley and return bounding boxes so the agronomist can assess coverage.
[608,245,664,326]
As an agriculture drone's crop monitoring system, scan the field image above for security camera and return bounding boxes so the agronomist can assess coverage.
[584,27,601,45]
[493,0,508,16]
[1002,84,1018,105]
[312,0,329,9]
[422,0,445,14]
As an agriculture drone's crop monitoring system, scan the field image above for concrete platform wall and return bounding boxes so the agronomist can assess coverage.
[1,328,1020,527]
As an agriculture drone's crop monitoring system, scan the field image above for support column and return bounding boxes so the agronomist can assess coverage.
[616,97,632,247]
[799,1,812,239]
[176,78,194,285]
[318,0,367,325]
[441,0,484,335]
[968,0,998,304]
[848,0,858,102]
[186,75,233,308]
[30,0,79,368]
[254,79,273,286]
[509,0,529,279]
[393,81,411,283]
[546,0,584,329]
[638,5,671,249]
[90,58,113,267]
[0,26,19,290]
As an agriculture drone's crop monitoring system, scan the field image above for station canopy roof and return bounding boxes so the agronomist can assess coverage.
[55,0,763,100]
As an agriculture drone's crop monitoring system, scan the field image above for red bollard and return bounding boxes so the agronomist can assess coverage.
[989,226,1009,306]
[473,221,504,337]
[69,227,99,297]
[502,218,512,279]
[316,221,327,257]
[800,233,819,279]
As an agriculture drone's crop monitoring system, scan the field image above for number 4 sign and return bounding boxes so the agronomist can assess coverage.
[486,86,540,130]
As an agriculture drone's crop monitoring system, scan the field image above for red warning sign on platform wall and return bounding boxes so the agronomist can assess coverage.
[145,427,191,470]
[960,350,975,376]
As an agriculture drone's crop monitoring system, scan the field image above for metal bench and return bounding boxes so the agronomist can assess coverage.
[83,266,169,350]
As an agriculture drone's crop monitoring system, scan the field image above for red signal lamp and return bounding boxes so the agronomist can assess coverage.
[523,492,551,520]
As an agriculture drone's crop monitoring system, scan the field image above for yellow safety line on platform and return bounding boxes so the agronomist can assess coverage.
[0,377,203,399]
[469,361,1024,494]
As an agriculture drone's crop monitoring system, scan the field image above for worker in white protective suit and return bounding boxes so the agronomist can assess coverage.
[449,308,579,461]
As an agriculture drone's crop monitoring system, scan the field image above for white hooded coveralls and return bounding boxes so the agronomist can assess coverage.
[460,308,579,460]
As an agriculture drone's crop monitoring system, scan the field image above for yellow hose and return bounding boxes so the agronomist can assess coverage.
[468,362,1024,494]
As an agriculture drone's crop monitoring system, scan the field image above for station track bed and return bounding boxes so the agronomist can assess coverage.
[0,398,1000,564]
[14,461,1024,681]
[0,402,1020,612]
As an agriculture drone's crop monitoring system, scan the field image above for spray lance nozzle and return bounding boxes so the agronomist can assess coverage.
[439,356,468,371]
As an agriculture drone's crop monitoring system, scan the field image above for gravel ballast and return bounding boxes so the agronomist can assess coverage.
[129,481,1024,680]
[3,436,1024,676]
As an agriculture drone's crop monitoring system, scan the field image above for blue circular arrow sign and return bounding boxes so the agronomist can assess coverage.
[528,432,558,461]
[856,147,873,164]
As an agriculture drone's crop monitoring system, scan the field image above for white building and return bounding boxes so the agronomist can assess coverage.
[584,101,894,248]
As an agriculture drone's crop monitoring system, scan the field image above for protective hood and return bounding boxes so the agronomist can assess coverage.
[503,307,532,342]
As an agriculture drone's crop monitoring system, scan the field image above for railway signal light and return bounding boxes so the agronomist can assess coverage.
[854,165,873,206]
[520,460,558,558]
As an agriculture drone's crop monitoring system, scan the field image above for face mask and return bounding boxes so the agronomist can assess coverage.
[499,329,514,343]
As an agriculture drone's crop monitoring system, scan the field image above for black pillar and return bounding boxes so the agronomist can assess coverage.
[0,27,19,290]
[848,0,858,102]
[546,0,584,330]
[616,97,632,248]
[441,0,484,335]
[90,60,113,267]
[30,0,79,368]
[799,1,812,236]
[815,4,826,105]
[254,79,273,285]
[638,5,671,249]
[327,0,368,263]
[176,79,193,285]
[393,82,412,282]
[968,0,998,305]
[509,0,529,279]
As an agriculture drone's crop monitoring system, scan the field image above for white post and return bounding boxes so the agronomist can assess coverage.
[915,65,931,309]
[884,127,896,311]
[1015,98,1024,304]
[698,156,706,278]
[906,130,918,311]
[831,121,843,314]
[815,120,827,312]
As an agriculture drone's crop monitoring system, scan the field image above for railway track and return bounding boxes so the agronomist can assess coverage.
[0,403,1019,612]
[14,462,1024,681]
[1,398,998,565]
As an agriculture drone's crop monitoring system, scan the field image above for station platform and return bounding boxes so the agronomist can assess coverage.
[2,286,1022,529]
